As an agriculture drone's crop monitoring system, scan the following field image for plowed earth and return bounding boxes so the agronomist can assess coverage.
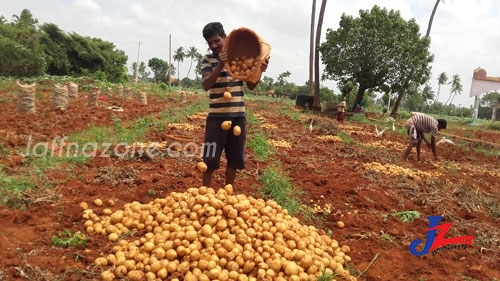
[0,87,499,281]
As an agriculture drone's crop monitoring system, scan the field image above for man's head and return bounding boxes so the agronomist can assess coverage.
[437,119,447,130]
[203,22,226,55]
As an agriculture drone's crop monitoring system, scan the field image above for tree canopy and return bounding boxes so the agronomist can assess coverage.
[0,9,128,82]
[319,5,433,111]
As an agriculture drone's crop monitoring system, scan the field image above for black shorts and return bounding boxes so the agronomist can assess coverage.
[202,116,246,171]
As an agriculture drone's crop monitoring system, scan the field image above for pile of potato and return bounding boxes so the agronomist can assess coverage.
[317,135,343,143]
[360,161,441,180]
[228,56,259,78]
[267,139,292,149]
[82,185,357,281]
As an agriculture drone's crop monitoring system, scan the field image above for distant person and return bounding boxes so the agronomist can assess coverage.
[353,103,363,113]
[337,97,346,123]
[200,22,269,187]
[403,112,447,161]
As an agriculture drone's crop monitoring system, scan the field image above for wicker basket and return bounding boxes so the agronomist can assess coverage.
[223,27,271,83]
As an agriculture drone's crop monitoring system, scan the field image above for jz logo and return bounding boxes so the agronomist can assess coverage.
[409,216,474,256]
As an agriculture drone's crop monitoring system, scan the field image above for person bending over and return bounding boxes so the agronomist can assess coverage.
[403,113,447,161]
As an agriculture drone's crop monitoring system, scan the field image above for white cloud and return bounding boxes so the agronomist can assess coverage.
[73,0,101,12]
[3,0,500,107]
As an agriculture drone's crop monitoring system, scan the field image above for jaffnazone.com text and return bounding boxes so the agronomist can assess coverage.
[20,135,216,158]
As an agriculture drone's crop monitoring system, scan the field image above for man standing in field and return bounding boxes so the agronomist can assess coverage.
[403,112,447,161]
[337,97,346,123]
[200,22,268,187]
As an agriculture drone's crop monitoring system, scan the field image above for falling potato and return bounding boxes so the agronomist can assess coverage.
[223,91,232,100]
[221,120,232,131]
[233,125,241,136]
[196,162,207,172]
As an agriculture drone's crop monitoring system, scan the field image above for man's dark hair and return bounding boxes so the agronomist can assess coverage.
[203,22,226,40]
[437,119,447,130]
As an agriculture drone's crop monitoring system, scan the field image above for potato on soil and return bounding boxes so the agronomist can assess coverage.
[197,161,208,172]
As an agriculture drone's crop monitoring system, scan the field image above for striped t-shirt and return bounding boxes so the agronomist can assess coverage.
[405,113,439,137]
[201,53,245,118]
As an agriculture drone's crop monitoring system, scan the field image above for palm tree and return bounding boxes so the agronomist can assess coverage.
[173,47,185,81]
[194,55,204,80]
[426,0,444,37]
[308,0,316,96]
[312,0,328,111]
[434,72,448,103]
[445,74,462,105]
[185,46,200,79]
[422,84,435,103]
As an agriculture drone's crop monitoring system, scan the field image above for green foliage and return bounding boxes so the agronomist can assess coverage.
[320,5,433,110]
[158,82,169,90]
[392,210,421,222]
[486,122,500,131]
[148,57,172,83]
[316,269,337,281]
[51,230,87,248]
[0,10,128,82]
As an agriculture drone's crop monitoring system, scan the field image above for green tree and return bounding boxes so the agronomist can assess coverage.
[39,23,71,75]
[173,46,185,81]
[0,9,45,77]
[65,33,128,82]
[148,57,170,83]
[131,61,149,81]
[402,85,426,111]
[319,5,433,112]
[479,91,500,120]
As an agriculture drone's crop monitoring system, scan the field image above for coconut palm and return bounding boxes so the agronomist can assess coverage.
[426,0,444,37]
[308,0,316,96]
[422,84,435,103]
[312,0,328,111]
[445,74,462,105]
[434,72,448,103]
[173,47,185,81]
[185,46,200,79]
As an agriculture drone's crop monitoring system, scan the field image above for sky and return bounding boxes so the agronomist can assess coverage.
[3,0,500,108]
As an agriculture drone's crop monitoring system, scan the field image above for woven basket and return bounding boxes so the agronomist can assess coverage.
[223,27,271,83]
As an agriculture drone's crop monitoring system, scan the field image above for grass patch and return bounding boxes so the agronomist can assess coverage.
[1,155,86,209]
[0,173,35,208]
[392,210,421,222]
[337,131,352,144]
[51,230,88,248]
[258,164,304,216]
[247,131,272,161]
[67,94,208,151]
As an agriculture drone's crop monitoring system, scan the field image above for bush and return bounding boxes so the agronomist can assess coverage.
[158,82,169,90]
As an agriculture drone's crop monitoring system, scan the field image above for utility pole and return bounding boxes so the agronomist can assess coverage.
[168,34,172,87]
[135,41,141,83]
